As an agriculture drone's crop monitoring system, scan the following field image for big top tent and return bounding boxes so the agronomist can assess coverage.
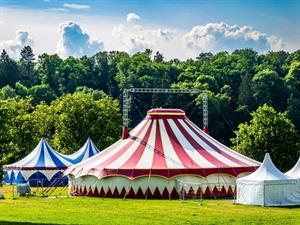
[65,108,260,198]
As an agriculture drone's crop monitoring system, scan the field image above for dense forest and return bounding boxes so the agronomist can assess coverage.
[0,46,300,171]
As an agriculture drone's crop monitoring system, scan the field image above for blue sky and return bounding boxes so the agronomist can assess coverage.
[0,0,299,59]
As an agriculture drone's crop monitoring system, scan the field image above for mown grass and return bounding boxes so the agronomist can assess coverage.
[0,185,300,225]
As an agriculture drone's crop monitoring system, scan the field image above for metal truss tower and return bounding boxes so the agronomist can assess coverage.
[122,88,208,139]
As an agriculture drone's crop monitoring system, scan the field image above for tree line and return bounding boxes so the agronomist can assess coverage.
[0,46,300,171]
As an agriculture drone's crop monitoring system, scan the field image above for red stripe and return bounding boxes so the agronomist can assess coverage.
[120,120,154,169]
[162,119,199,168]
[80,120,148,167]
[182,119,250,166]
[85,140,122,166]
[188,118,258,165]
[92,120,151,169]
[152,120,168,169]
[173,119,228,167]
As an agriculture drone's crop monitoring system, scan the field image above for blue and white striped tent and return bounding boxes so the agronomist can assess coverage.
[66,138,100,164]
[3,138,100,186]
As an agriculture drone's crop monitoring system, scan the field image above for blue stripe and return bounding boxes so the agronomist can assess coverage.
[45,143,68,167]
[16,171,26,183]
[35,141,45,167]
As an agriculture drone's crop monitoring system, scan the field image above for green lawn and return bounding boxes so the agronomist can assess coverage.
[0,185,300,225]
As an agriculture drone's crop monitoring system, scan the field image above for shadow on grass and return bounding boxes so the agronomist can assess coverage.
[0,222,64,225]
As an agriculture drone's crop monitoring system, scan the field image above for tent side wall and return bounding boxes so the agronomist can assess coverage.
[3,168,67,187]
[264,180,300,206]
[69,173,248,198]
[237,180,300,206]
[236,181,264,206]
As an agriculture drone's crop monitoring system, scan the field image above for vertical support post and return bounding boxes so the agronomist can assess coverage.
[202,92,208,133]
[122,89,129,139]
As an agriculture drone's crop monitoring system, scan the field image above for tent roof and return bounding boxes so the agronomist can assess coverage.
[65,108,260,179]
[66,138,100,163]
[286,157,300,178]
[238,153,292,181]
[3,139,73,170]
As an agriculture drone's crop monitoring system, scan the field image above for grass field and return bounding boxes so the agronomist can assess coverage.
[0,185,300,225]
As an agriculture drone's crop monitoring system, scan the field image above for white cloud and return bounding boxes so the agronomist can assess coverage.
[183,22,285,53]
[63,3,90,10]
[57,21,104,58]
[47,8,69,12]
[126,13,140,23]
[267,35,285,51]
[0,30,34,59]
[112,14,177,54]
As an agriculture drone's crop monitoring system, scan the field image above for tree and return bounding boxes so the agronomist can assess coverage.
[238,74,253,108]
[285,61,300,97]
[0,50,19,88]
[252,69,289,111]
[231,105,300,170]
[36,53,63,95]
[51,93,122,153]
[31,102,55,141]
[19,46,36,86]
[0,85,17,99]
[153,51,164,62]
[257,51,289,77]
[28,84,57,104]
[75,86,105,100]
[0,98,36,165]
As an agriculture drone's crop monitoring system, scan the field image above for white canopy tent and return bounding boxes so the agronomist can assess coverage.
[236,153,300,206]
[286,157,300,179]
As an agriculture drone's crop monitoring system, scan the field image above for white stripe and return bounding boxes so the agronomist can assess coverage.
[84,147,90,160]
[74,140,121,169]
[135,120,157,169]
[178,119,240,167]
[43,145,57,167]
[159,119,185,168]
[28,142,44,167]
[84,139,132,169]
[82,120,151,169]
[11,140,43,167]
[130,119,147,137]
[106,120,151,168]
[167,119,215,168]
[187,118,259,166]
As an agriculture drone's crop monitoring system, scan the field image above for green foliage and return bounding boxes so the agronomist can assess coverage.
[252,69,289,111]
[51,93,121,153]
[0,98,36,165]
[76,86,106,100]
[0,92,121,165]
[28,84,57,104]
[0,50,19,88]
[19,46,36,86]
[0,85,17,99]
[232,104,300,170]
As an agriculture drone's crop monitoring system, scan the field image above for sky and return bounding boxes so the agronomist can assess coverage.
[0,0,299,59]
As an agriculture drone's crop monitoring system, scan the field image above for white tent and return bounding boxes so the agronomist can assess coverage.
[286,157,300,178]
[236,153,300,206]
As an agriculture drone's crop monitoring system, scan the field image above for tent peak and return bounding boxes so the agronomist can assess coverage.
[238,153,291,181]
[286,157,300,178]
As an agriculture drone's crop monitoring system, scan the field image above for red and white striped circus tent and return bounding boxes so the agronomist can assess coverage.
[65,108,260,198]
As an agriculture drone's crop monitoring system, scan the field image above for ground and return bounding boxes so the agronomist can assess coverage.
[0,185,300,225]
